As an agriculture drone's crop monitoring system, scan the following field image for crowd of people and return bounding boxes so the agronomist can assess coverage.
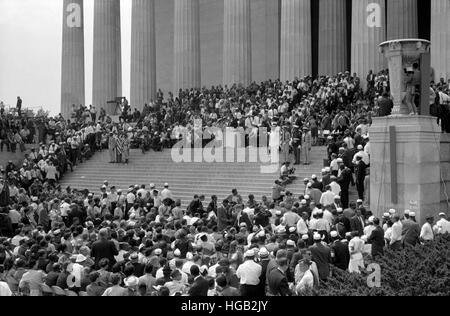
[1,70,450,297]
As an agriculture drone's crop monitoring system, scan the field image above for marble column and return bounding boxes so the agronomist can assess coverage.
[61,0,85,119]
[351,0,386,89]
[280,0,311,81]
[131,0,156,110]
[173,0,201,93]
[431,0,450,81]
[223,0,252,86]
[318,0,347,76]
[387,0,418,40]
[93,0,122,115]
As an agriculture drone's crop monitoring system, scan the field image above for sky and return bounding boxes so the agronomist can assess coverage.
[0,0,132,115]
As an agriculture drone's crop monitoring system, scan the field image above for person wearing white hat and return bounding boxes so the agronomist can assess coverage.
[330,230,350,271]
[434,212,450,235]
[161,183,173,202]
[309,233,332,281]
[236,250,262,296]
[401,211,420,247]
[352,143,370,165]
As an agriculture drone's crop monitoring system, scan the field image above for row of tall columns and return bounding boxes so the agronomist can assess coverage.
[61,0,85,119]
[318,0,347,76]
[386,0,418,40]
[130,0,157,110]
[223,0,252,86]
[173,0,201,93]
[280,0,311,82]
[61,0,450,115]
[92,0,122,115]
[351,0,386,90]
[431,0,450,82]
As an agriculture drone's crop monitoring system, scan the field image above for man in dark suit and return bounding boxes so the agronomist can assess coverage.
[350,208,365,237]
[217,199,232,231]
[367,218,385,258]
[188,265,209,296]
[402,212,420,247]
[309,234,332,281]
[267,258,292,296]
[337,164,353,209]
[378,92,394,117]
[330,231,350,270]
[258,248,270,296]
[91,228,119,269]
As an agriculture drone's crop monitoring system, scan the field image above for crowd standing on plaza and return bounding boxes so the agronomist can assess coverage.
[1,70,450,296]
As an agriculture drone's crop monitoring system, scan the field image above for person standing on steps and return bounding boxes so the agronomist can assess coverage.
[108,132,117,163]
[302,126,312,165]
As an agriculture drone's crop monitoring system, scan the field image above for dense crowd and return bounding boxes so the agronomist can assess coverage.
[1,71,450,297]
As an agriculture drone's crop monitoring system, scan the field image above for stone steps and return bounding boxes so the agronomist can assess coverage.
[60,147,328,206]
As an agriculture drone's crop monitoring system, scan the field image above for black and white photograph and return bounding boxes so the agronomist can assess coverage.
[0,0,449,302]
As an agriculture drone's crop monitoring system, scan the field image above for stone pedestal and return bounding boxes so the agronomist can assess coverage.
[61,0,85,119]
[351,0,386,90]
[131,0,157,110]
[174,0,201,93]
[280,0,311,81]
[223,0,252,86]
[431,0,450,81]
[387,0,418,40]
[93,0,122,115]
[318,0,347,76]
[370,116,441,224]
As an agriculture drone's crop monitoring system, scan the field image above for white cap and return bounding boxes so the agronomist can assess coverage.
[186,252,193,260]
[383,212,390,217]
[439,212,446,217]
[357,199,363,203]
[330,231,339,238]
[289,227,296,233]
[304,195,310,200]
[259,247,269,258]
[164,183,169,187]
[174,249,181,257]
[275,210,282,216]
[244,250,255,258]
[313,233,322,241]
[325,167,331,172]
[389,209,396,215]
[287,240,296,247]
[336,158,343,163]
[307,183,312,188]
[404,210,411,215]
[334,195,341,200]
[154,248,162,255]
[357,145,363,150]
[311,174,317,179]
[124,276,139,287]
[150,183,155,188]
[302,234,309,240]
[409,212,416,217]
[345,232,352,237]
[76,254,87,263]
[368,216,375,223]
[337,208,343,213]
[301,200,307,205]
[278,227,286,234]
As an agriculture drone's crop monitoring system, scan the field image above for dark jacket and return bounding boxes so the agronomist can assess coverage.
[350,216,365,237]
[402,219,420,246]
[331,240,350,270]
[268,268,291,296]
[91,239,119,268]
[188,276,209,297]
[367,226,385,257]
[309,243,332,280]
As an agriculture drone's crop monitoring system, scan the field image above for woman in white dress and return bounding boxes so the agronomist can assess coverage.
[295,260,314,295]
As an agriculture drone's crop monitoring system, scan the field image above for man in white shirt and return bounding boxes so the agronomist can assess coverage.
[296,212,309,235]
[434,213,450,234]
[160,183,173,201]
[390,215,403,250]
[320,185,335,207]
[352,145,370,165]
[420,216,435,242]
[329,177,341,196]
[236,250,261,296]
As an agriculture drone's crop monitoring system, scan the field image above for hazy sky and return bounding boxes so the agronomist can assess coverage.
[0,0,132,115]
